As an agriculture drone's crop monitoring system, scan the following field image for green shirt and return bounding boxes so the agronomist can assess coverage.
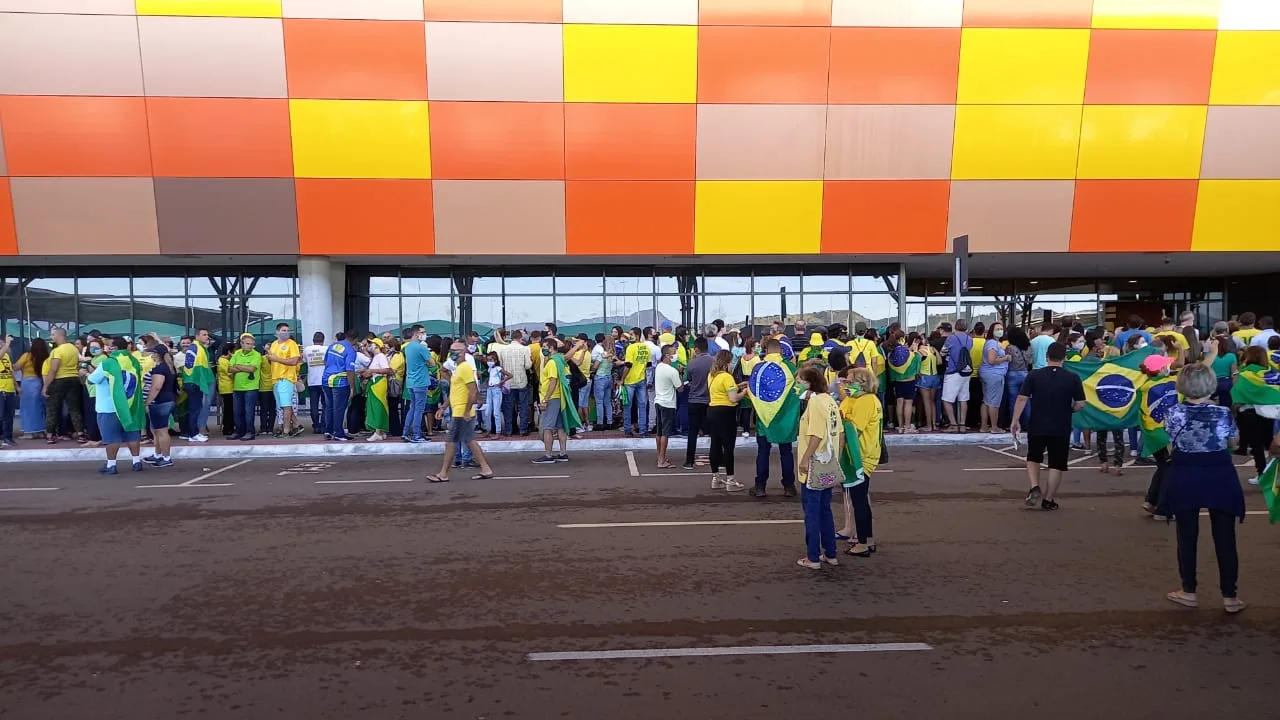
[1211,353,1237,380]
[230,349,263,392]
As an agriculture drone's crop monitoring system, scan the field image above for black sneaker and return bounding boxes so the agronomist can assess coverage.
[1133,456,1157,466]
[1025,485,1043,507]
[748,487,768,499]
[783,486,797,498]
[681,463,695,470]
[532,455,556,464]
[1041,499,1060,511]
[554,454,569,463]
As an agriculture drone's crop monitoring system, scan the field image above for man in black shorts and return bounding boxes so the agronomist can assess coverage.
[1010,342,1085,510]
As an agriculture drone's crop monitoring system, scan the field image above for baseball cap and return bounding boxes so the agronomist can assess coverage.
[151,344,170,357]
[809,332,824,347]
[1142,354,1174,374]
[660,321,673,331]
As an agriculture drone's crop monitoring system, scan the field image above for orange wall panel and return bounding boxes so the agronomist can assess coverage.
[564,103,696,180]
[423,0,560,22]
[429,101,564,180]
[828,28,961,104]
[1084,29,1217,104]
[821,180,950,254]
[296,178,434,255]
[697,25,831,104]
[0,96,151,177]
[0,179,16,256]
[699,0,832,26]
[147,97,294,177]
[284,19,427,100]
[566,180,694,255]
[1070,179,1198,252]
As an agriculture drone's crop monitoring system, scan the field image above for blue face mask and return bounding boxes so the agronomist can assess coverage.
[90,346,102,356]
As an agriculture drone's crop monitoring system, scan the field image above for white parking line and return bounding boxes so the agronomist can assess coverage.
[316,478,414,484]
[136,483,235,488]
[138,458,251,489]
[0,487,60,492]
[494,475,571,480]
[527,642,932,662]
[559,520,803,529]
[626,451,639,477]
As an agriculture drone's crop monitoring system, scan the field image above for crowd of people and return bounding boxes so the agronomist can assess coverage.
[2,311,1277,609]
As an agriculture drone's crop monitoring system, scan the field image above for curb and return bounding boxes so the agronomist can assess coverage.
[0,432,1000,464]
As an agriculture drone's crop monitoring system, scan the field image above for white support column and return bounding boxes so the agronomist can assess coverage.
[298,257,335,340]
[329,260,346,332]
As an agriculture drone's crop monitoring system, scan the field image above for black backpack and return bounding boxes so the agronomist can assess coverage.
[948,336,973,377]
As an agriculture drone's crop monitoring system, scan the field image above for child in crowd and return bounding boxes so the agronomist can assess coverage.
[479,351,511,438]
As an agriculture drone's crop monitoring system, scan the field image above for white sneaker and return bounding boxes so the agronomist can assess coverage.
[724,477,745,492]
[191,434,209,443]
[710,473,724,489]
[1247,476,1260,486]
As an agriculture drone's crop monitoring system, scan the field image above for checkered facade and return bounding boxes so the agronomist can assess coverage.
[1,0,1278,258]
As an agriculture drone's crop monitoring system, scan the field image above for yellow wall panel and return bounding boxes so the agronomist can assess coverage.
[694,181,822,254]
[290,100,431,179]
[1077,105,1207,179]
[1091,0,1220,29]
[951,105,1082,180]
[136,0,282,16]
[1192,180,1280,250]
[1210,31,1280,105]
[957,29,1090,104]
[564,24,697,103]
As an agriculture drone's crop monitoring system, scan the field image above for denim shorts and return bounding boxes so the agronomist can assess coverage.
[916,374,941,390]
[99,412,140,445]
[274,378,297,408]
[148,401,175,430]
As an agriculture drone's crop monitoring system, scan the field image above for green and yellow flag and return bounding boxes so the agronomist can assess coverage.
[887,344,919,382]
[365,375,389,432]
[747,357,801,444]
[181,342,214,393]
[1139,375,1179,456]
[1067,347,1159,431]
[549,353,583,431]
[839,419,866,488]
[1258,458,1279,525]
[1231,363,1280,407]
[103,349,146,432]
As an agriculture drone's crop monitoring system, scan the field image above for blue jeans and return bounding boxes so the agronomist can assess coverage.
[324,385,350,438]
[801,486,836,563]
[755,435,796,490]
[232,389,258,438]
[505,386,531,434]
[592,375,614,425]
[0,391,16,442]
[405,386,428,439]
[675,389,688,434]
[1005,370,1029,427]
[185,386,204,438]
[624,381,647,434]
[309,384,324,431]
[1128,426,1143,458]
[482,386,503,434]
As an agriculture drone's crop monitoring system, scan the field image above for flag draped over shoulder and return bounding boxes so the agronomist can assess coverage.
[103,350,146,432]
[839,419,867,487]
[1257,458,1279,524]
[182,343,214,393]
[1067,347,1159,430]
[748,358,801,444]
[1139,375,1179,456]
[887,345,919,382]
[365,375,389,432]
[550,354,583,431]
[1231,363,1280,407]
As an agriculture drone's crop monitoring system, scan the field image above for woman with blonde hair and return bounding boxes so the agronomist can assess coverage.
[836,366,882,557]
[795,365,842,569]
[707,350,747,491]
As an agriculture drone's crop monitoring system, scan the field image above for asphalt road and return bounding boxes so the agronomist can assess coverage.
[2,445,1277,719]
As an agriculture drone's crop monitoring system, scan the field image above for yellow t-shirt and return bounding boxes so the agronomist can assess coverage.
[798,393,840,484]
[919,346,938,376]
[739,354,762,379]
[541,358,562,401]
[259,354,274,392]
[709,371,737,407]
[623,342,651,386]
[217,356,233,394]
[0,353,15,393]
[50,342,80,380]
[846,338,883,374]
[449,361,476,416]
[133,350,155,378]
[840,394,883,474]
[1233,327,1260,346]
[17,352,36,376]
[530,343,543,374]
[390,351,406,383]
[268,339,300,383]
[969,338,985,374]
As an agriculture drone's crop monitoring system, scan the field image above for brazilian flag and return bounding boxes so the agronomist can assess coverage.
[748,358,800,444]
[1271,349,1280,371]
[1139,375,1179,456]
[1258,458,1279,525]
[102,349,146,433]
[1067,347,1159,430]
[1231,363,1280,407]
[839,419,867,488]
[887,344,919,382]
[365,375,389,433]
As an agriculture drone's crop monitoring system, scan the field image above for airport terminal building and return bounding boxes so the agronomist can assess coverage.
[1,0,1277,345]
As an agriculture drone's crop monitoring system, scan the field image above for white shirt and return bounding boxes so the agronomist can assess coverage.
[645,341,662,367]
[1250,328,1279,348]
[714,337,731,352]
[653,362,683,408]
[303,344,327,386]
[355,352,371,371]
[368,352,389,372]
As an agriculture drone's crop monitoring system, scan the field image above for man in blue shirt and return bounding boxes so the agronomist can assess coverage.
[1113,315,1153,351]
[940,320,973,431]
[402,326,434,443]
[321,330,357,440]
[1030,321,1061,369]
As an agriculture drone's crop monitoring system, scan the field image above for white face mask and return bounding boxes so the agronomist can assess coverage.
[1134,339,1148,349]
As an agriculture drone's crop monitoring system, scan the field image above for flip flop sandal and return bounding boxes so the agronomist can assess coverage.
[471,473,494,480]
[426,474,450,483]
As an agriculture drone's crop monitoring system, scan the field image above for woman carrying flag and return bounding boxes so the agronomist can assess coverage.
[887,333,921,434]
[1232,346,1280,486]
[836,366,882,557]
[361,338,391,442]
[795,366,842,570]
[84,336,147,474]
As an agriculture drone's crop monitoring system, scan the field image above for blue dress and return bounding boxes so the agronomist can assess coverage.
[1162,403,1246,520]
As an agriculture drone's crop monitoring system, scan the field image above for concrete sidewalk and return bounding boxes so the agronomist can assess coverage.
[0,431,1001,463]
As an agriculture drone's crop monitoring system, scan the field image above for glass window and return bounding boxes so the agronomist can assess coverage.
[801,273,849,292]
[656,272,685,295]
[605,293,656,332]
[131,296,188,340]
[27,278,75,293]
[401,296,454,337]
[362,297,399,337]
[556,271,604,295]
[905,303,928,334]
[556,295,605,337]
[188,276,221,296]
[505,294,554,330]
[605,271,654,295]
[803,293,852,329]
[753,274,801,295]
[471,296,504,333]
[702,275,750,293]
[245,296,298,338]
[131,275,186,296]
[853,274,895,294]
[400,277,451,295]
[504,275,553,294]
[369,276,399,295]
[655,296,685,331]
[77,277,131,295]
[248,276,295,296]
[702,295,750,329]
[753,288,800,329]
[852,294,899,329]
[469,275,502,295]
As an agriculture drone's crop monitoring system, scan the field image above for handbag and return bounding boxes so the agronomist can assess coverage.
[805,454,840,490]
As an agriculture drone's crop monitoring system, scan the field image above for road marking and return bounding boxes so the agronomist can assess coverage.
[641,472,703,477]
[136,483,235,489]
[980,445,1024,462]
[626,451,639,477]
[278,460,336,476]
[527,642,932,662]
[494,475,570,480]
[316,478,414,485]
[186,459,252,485]
[0,487,60,492]
[559,519,803,529]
